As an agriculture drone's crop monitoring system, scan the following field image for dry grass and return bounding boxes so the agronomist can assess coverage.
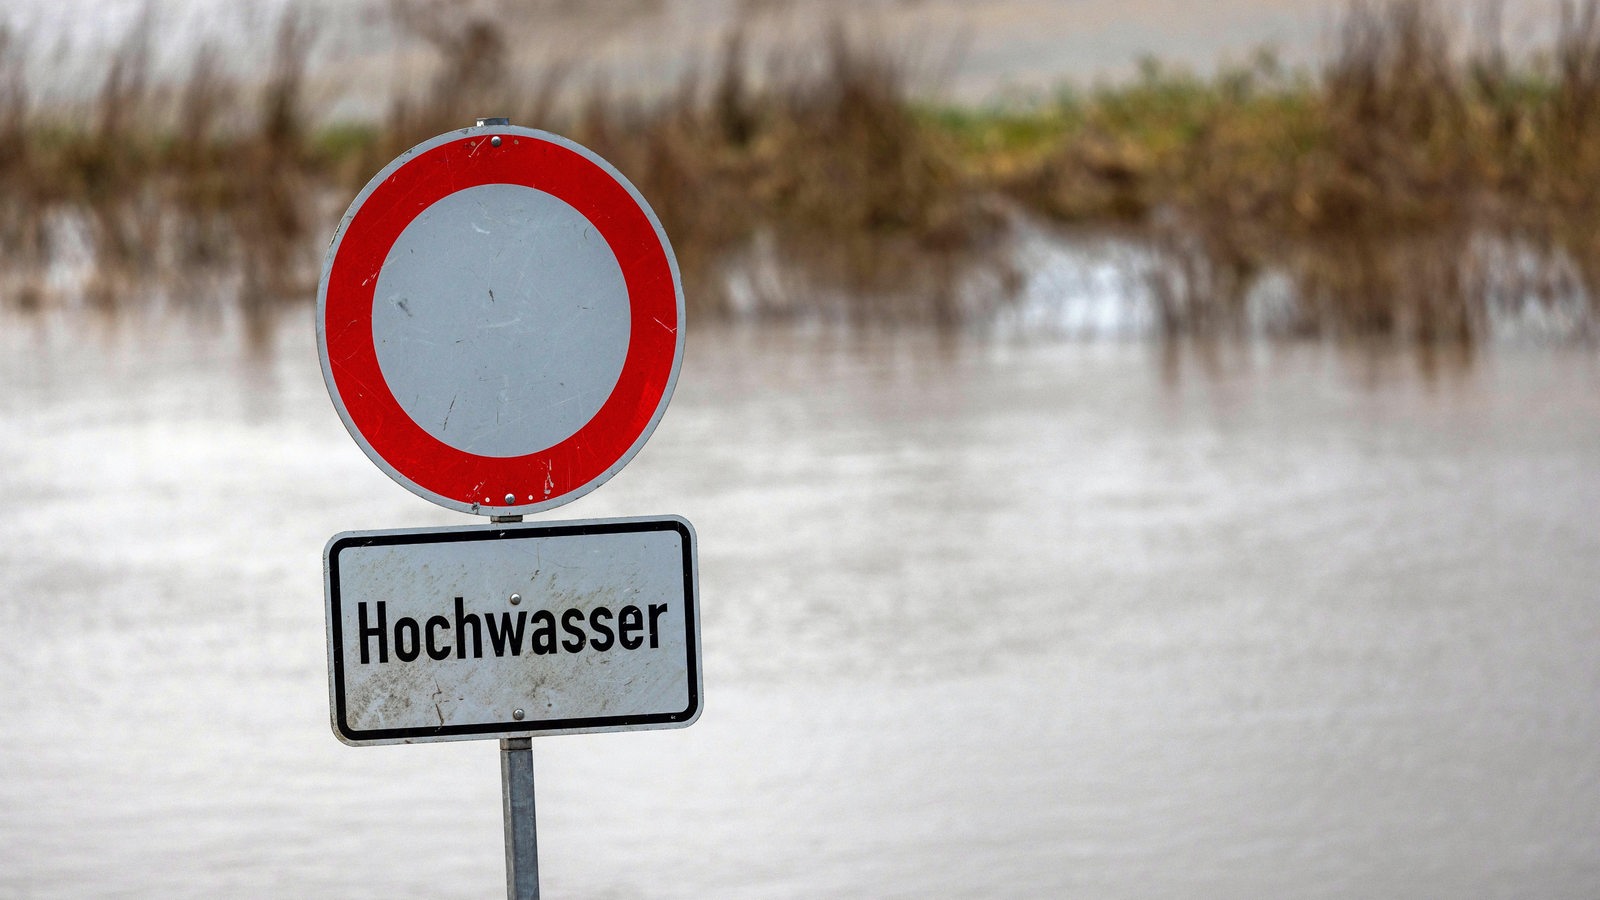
[569,23,1011,324]
[997,0,1600,341]
[1,0,1598,343]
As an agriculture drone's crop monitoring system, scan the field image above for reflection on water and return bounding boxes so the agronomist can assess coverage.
[2,316,1598,898]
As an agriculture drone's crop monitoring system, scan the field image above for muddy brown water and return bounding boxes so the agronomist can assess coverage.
[1,316,1597,898]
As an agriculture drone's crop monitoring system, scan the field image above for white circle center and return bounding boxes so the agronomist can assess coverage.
[372,183,631,458]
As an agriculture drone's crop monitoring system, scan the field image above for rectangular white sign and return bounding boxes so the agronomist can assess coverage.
[323,516,701,746]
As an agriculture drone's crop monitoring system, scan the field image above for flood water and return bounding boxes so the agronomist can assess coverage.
[2,314,1598,898]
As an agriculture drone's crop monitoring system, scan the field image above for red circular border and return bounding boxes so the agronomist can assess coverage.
[323,133,678,509]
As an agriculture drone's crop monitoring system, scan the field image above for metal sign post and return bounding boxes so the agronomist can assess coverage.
[495,501,538,900]
[315,117,699,899]
[501,737,539,899]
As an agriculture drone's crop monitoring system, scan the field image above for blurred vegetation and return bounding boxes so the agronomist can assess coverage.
[980,1,1600,340]
[0,0,1598,342]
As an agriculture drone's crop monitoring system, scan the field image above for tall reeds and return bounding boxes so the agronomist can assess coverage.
[1002,0,1600,341]
[0,25,44,312]
[0,0,1597,341]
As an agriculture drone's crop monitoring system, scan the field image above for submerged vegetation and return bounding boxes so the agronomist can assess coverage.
[1,0,1599,343]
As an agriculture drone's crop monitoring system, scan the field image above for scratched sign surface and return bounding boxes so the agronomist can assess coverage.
[323,517,701,745]
[316,124,684,517]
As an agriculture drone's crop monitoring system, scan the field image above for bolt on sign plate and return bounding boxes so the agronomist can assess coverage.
[323,516,702,746]
[316,124,685,516]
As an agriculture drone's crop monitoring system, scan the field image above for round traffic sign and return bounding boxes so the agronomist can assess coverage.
[317,124,684,516]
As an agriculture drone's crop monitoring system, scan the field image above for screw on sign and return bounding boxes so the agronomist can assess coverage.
[317,120,685,517]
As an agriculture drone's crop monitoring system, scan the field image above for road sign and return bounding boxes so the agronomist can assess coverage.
[316,124,685,516]
[323,516,702,746]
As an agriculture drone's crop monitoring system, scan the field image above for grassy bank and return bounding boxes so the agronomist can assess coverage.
[1,1,1598,341]
[964,1,1600,340]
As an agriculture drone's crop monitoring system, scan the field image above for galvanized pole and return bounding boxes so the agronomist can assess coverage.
[487,432,535,900]
[500,737,540,899]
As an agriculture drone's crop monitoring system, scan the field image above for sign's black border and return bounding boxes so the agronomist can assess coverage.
[326,517,699,744]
